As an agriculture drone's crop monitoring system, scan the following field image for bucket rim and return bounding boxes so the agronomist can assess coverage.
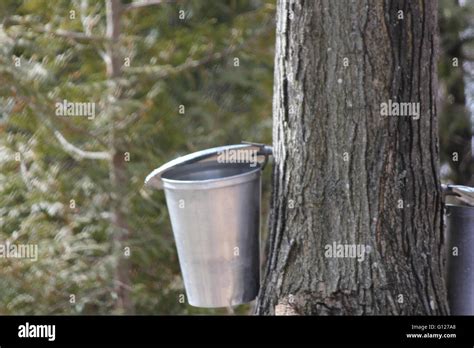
[161,161,262,190]
[145,143,272,189]
[446,204,474,218]
[446,203,474,211]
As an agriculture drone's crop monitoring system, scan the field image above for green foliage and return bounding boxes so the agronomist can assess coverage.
[0,0,274,314]
[438,0,474,185]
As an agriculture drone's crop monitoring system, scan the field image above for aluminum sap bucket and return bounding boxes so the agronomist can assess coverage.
[145,144,272,308]
[446,204,474,315]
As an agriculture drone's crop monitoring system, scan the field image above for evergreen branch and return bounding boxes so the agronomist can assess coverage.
[124,22,274,79]
[13,96,111,161]
[47,28,106,42]
[4,17,109,42]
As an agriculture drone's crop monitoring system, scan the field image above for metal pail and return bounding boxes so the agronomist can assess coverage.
[446,204,474,315]
[145,144,272,307]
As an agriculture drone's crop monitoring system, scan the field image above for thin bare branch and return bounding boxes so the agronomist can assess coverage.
[122,0,175,12]
[19,158,33,191]
[53,28,105,42]
[53,130,111,161]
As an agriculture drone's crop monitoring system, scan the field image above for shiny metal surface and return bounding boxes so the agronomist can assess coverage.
[443,184,474,206]
[161,161,261,307]
[144,143,272,189]
[446,204,474,315]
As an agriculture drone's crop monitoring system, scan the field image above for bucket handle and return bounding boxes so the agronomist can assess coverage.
[241,141,273,170]
[442,184,474,207]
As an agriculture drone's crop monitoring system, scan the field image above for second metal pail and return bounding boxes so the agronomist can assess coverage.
[446,204,474,315]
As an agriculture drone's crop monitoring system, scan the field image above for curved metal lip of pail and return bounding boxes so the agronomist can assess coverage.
[145,143,272,189]
[446,204,474,218]
[161,161,261,190]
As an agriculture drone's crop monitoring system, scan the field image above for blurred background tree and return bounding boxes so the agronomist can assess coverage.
[0,0,472,315]
[0,0,274,314]
[439,0,474,186]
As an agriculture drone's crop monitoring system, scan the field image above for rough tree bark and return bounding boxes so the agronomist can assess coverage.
[256,0,449,315]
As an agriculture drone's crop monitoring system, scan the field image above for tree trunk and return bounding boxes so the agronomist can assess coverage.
[105,0,134,314]
[257,0,448,315]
